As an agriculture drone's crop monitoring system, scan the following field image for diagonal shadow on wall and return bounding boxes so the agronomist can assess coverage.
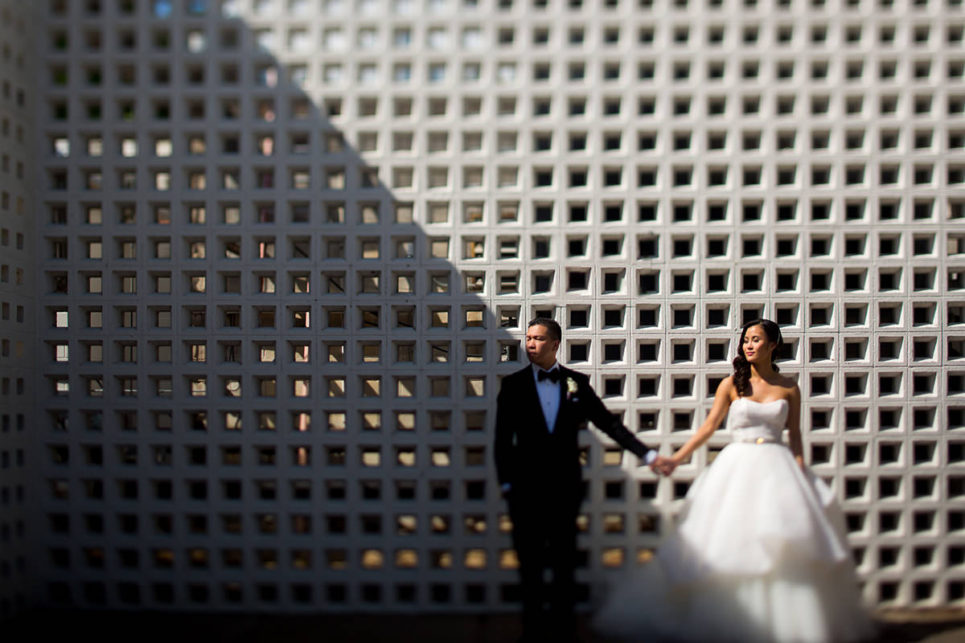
[35,0,661,616]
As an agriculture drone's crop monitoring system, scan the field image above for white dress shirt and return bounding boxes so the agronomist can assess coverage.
[532,362,562,433]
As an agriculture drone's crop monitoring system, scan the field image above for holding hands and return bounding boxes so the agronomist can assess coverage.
[649,455,678,477]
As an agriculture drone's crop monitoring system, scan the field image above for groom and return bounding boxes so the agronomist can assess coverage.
[494,318,671,641]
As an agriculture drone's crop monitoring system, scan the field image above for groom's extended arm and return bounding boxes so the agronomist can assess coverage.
[578,375,657,464]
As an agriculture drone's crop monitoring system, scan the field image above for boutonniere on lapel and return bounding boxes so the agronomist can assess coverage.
[566,377,579,402]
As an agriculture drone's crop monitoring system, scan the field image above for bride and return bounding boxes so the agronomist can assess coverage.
[594,319,875,642]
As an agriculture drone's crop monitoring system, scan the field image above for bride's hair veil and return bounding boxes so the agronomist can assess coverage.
[733,318,782,396]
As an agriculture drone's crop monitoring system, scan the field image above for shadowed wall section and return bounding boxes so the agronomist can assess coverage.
[0,0,39,620]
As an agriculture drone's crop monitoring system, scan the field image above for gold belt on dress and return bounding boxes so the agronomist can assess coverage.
[736,436,779,444]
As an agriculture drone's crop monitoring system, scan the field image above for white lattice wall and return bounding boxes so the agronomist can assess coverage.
[19,0,965,613]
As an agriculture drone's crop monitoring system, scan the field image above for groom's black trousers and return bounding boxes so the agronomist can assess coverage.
[508,487,581,635]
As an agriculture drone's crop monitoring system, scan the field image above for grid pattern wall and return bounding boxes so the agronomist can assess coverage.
[32,0,965,613]
[0,0,36,620]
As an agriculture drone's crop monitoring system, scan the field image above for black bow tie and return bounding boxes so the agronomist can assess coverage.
[538,368,561,383]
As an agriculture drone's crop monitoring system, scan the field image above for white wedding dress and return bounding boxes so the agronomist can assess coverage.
[594,398,875,642]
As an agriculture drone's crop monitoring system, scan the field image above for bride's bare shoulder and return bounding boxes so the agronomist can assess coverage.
[715,375,740,401]
[775,375,800,399]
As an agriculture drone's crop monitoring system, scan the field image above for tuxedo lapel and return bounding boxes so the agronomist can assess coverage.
[540,374,566,435]
[521,367,551,433]
[550,368,569,434]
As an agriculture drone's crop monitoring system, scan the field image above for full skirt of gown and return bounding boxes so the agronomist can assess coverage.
[593,441,876,642]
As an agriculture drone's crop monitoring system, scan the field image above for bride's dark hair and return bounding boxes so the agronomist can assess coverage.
[733,318,783,397]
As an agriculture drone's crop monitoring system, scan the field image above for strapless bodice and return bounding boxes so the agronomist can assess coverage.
[726,397,788,444]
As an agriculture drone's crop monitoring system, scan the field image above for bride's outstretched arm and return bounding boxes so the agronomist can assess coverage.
[669,376,736,467]
[785,384,805,470]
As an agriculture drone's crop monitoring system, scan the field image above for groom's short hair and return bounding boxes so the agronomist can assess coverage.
[527,317,561,342]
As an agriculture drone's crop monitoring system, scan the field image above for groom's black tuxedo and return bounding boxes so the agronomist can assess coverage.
[494,364,651,640]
